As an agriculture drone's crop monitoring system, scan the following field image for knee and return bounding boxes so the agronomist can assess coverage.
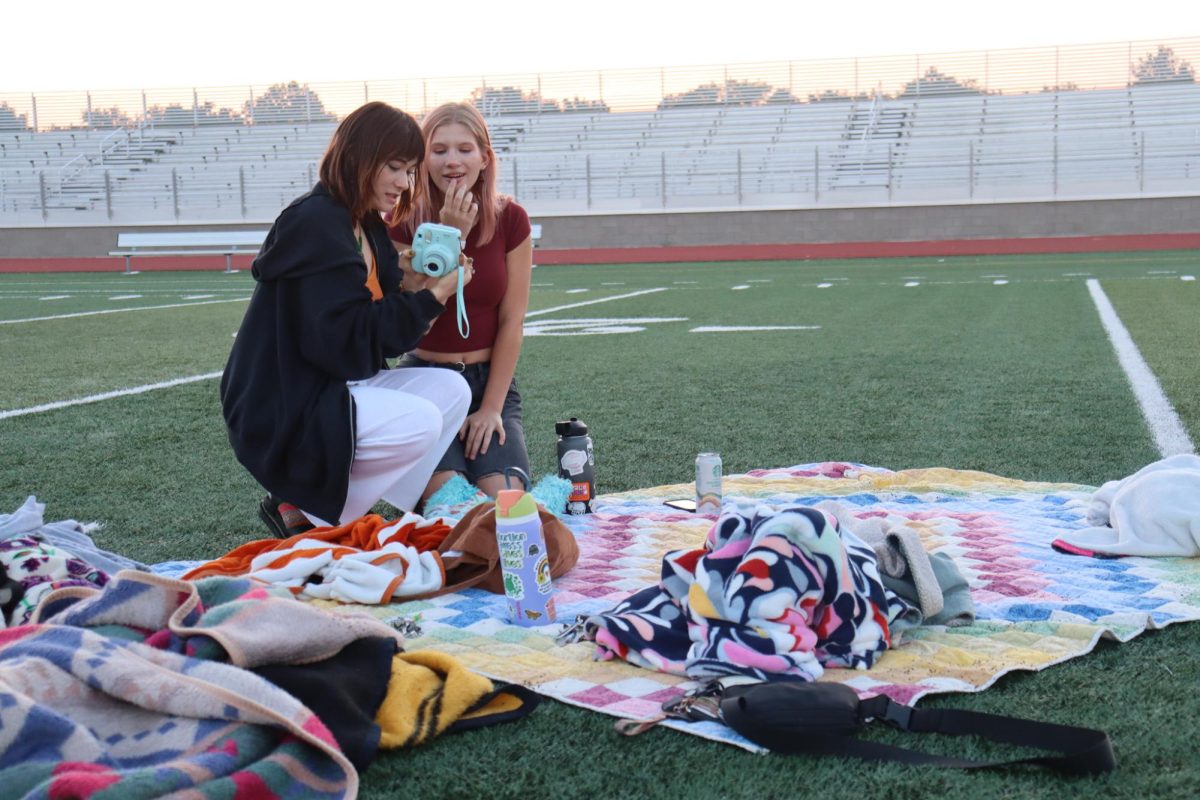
[412,412,443,452]
[365,395,443,454]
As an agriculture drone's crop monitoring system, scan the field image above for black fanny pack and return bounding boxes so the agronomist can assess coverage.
[627,679,1114,774]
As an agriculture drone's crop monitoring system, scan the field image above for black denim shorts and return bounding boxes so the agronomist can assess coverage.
[393,354,530,483]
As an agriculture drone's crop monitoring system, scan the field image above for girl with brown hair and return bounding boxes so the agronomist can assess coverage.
[222,101,473,537]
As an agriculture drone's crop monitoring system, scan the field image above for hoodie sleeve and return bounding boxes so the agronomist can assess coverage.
[263,197,447,381]
[290,271,445,381]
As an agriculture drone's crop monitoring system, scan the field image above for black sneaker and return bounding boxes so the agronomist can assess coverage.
[258,495,316,539]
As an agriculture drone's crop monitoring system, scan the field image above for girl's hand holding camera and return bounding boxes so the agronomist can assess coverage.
[400,249,473,304]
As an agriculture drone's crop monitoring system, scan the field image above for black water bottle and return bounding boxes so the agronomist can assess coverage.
[555,418,595,514]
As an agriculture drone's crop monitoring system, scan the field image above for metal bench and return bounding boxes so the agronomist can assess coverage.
[110,230,268,274]
[530,223,543,268]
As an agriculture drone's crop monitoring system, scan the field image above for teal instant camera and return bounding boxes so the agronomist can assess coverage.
[411,222,463,277]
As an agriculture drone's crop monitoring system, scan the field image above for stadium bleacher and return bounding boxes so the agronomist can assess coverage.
[2,43,1198,226]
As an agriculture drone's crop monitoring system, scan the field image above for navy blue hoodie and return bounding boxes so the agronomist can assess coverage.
[221,183,445,523]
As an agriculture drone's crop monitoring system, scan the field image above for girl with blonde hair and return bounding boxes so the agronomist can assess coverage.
[389,102,534,500]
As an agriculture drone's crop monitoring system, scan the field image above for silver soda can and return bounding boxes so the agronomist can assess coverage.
[695,452,723,515]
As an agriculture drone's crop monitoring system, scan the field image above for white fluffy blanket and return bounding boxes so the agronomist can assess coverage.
[1055,454,1200,557]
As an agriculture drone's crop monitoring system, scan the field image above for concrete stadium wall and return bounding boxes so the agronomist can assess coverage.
[0,223,270,259]
[535,196,1200,250]
[2,196,1198,267]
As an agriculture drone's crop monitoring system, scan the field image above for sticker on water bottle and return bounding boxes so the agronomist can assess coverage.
[498,529,527,570]
[560,449,588,477]
[503,572,525,600]
[535,556,553,594]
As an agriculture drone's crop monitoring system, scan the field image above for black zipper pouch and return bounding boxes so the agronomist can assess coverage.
[666,679,1114,774]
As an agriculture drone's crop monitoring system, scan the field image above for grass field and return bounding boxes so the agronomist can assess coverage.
[1,250,1198,798]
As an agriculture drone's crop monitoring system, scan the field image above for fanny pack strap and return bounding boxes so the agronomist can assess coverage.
[720,687,1115,774]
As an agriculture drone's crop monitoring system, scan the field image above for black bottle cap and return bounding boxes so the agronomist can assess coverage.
[555,418,588,437]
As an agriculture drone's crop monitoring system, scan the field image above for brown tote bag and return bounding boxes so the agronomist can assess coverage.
[411,502,580,599]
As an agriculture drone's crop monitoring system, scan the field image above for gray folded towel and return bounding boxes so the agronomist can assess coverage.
[815,500,974,627]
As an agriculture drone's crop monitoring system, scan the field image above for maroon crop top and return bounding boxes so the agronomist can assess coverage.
[391,199,531,353]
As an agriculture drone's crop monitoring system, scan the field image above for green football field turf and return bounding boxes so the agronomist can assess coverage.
[1,250,1197,798]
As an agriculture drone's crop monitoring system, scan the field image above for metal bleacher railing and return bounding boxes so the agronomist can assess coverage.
[1,36,1198,225]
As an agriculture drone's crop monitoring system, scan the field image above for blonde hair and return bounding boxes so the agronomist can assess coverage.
[413,102,503,245]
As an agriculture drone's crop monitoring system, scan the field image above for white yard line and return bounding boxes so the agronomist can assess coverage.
[526,317,687,335]
[525,287,667,317]
[0,288,248,295]
[5,289,667,418]
[0,297,249,325]
[1087,279,1195,456]
[691,325,820,332]
[1,372,223,421]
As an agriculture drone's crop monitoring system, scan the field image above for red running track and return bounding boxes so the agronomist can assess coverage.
[3,232,1199,273]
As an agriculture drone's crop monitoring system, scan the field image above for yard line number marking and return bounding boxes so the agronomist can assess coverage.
[1087,279,1194,457]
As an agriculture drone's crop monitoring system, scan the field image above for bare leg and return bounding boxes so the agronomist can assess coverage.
[476,473,509,498]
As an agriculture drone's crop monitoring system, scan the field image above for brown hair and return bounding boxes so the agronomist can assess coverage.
[412,102,503,245]
[319,101,424,225]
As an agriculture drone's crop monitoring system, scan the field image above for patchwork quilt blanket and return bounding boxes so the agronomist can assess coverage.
[156,462,1200,751]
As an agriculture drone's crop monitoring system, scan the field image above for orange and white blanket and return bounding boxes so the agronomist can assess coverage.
[184,513,451,603]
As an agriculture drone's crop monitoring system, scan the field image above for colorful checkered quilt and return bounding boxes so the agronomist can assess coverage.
[310,464,1200,749]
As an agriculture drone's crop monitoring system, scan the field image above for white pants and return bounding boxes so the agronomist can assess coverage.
[304,367,470,527]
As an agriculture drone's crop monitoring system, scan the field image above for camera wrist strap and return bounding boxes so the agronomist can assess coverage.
[454,265,470,339]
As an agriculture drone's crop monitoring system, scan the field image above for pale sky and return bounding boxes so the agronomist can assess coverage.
[3,0,1194,93]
